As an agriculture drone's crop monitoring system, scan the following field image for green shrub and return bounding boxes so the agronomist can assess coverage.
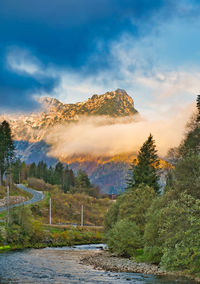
[143,246,163,264]
[104,200,120,231]
[144,191,200,273]
[118,184,156,234]
[0,231,4,245]
[143,195,166,263]
[7,207,34,245]
[106,219,142,257]
[160,210,200,274]
[104,184,156,235]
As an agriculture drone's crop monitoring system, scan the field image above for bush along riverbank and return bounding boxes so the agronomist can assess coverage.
[0,227,104,252]
[0,206,104,252]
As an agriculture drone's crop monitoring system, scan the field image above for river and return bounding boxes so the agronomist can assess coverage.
[0,244,196,283]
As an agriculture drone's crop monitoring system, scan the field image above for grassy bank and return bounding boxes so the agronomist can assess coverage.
[0,182,108,254]
[0,210,104,253]
[0,225,104,253]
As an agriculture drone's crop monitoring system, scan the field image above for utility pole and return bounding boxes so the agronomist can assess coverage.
[81,205,84,227]
[49,197,51,225]
[7,185,10,224]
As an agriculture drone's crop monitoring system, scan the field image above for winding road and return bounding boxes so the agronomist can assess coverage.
[0,184,44,213]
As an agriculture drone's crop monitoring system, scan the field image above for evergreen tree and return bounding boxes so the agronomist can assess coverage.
[54,162,64,186]
[12,158,22,183]
[62,166,71,193]
[0,120,15,185]
[178,95,200,157]
[75,169,91,188]
[0,127,4,186]
[36,161,47,180]
[69,169,75,187]
[197,94,200,122]
[47,166,54,185]
[20,161,28,181]
[127,134,160,193]
[29,162,37,178]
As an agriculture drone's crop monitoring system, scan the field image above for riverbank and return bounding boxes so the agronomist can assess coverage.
[0,244,199,283]
[0,240,104,254]
[80,250,200,283]
[0,245,174,283]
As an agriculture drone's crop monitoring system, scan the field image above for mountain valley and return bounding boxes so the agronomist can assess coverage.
[1,89,160,193]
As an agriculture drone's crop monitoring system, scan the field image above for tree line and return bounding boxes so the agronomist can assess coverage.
[12,160,100,197]
[0,120,99,197]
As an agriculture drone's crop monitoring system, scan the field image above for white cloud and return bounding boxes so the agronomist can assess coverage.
[6,47,41,75]
[6,15,200,121]
[45,103,194,159]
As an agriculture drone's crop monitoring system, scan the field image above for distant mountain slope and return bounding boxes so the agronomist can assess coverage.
[15,140,130,193]
[15,140,171,194]
[1,89,138,143]
[3,89,141,193]
[15,140,57,166]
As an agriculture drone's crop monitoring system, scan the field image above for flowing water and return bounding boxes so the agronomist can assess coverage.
[0,244,196,283]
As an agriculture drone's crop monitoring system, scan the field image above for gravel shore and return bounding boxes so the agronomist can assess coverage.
[81,251,166,275]
[80,250,200,283]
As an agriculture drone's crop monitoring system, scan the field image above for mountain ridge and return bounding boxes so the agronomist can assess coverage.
[1,89,138,143]
[40,88,136,116]
[3,89,141,193]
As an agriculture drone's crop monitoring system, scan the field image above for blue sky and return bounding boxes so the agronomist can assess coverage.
[1,0,200,117]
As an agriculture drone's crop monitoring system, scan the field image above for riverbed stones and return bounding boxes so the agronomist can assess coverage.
[80,250,200,283]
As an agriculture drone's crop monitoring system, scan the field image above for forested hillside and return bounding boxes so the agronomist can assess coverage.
[104,95,200,277]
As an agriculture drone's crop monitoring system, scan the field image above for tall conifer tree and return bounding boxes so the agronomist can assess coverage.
[12,158,22,183]
[127,134,160,193]
[197,94,200,122]
[178,94,200,156]
[0,121,15,185]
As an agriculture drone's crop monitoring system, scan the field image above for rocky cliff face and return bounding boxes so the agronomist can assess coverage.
[41,88,137,117]
[1,89,137,143]
[2,89,141,193]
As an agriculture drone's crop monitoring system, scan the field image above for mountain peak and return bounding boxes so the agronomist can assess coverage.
[4,89,138,142]
[39,89,137,117]
[83,89,136,116]
[39,96,63,112]
[114,88,127,94]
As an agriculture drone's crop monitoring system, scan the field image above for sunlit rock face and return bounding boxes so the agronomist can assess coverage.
[0,89,138,143]
[2,89,171,193]
[1,89,141,193]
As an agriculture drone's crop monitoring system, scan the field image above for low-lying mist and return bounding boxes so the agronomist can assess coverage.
[45,104,194,159]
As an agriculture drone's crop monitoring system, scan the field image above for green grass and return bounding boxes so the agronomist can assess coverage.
[0,211,7,219]
[0,245,10,250]
[0,245,11,252]
[42,225,66,233]
[133,248,148,262]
